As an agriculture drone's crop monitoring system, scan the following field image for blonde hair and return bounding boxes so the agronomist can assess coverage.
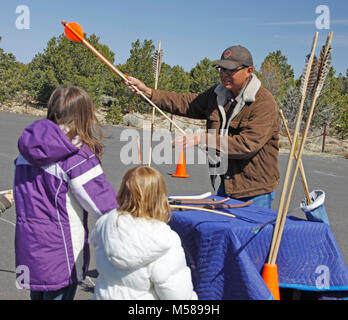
[117,166,172,223]
[46,85,104,160]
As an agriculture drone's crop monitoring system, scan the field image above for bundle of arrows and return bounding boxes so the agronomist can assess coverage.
[261,31,333,300]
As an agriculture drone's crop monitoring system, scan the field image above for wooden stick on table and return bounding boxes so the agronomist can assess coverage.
[171,205,236,218]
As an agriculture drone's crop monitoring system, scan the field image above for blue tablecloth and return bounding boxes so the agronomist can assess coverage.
[169,196,348,300]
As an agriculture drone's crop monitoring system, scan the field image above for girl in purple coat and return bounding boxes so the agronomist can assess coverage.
[14,85,117,300]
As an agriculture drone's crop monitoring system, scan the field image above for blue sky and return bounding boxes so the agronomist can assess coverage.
[0,0,347,78]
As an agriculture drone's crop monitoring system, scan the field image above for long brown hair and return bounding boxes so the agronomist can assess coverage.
[117,166,172,223]
[46,85,104,159]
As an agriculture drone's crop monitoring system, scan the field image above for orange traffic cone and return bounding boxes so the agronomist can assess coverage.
[262,263,280,300]
[172,150,190,178]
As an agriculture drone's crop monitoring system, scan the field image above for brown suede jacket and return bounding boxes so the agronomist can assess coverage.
[151,75,280,199]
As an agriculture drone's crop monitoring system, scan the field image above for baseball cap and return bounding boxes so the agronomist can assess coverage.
[214,45,253,70]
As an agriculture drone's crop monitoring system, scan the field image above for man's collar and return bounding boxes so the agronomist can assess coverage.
[214,73,261,104]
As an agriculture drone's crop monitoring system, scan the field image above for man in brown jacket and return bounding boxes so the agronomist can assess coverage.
[127,45,280,209]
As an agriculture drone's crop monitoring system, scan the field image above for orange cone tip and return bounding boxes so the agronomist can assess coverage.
[262,263,280,300]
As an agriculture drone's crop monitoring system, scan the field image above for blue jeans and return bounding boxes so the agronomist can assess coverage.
[239,191,276,209]
[218,185,276,209]
[30,283,78,300]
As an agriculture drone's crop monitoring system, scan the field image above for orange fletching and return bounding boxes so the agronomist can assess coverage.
[64,22,84,42]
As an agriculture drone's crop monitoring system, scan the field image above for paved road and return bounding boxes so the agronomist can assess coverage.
[0,112,347,300]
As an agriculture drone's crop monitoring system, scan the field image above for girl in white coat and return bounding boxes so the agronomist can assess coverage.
[91,166,198,300]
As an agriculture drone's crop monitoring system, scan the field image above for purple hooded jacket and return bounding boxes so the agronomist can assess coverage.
[14,119,117,291]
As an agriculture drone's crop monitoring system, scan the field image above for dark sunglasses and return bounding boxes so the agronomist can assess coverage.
[218,65,248,76]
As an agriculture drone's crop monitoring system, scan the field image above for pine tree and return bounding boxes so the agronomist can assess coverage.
[258,50,295,104]
[0,39,26,103]
[24,33,116,105]
[190,58,220,93]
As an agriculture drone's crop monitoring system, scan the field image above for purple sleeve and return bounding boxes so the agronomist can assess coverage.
[67,155,117,216]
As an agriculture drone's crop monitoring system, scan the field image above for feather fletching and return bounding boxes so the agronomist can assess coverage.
[317,44,327,75]
[300,54,319,98]
[306,55,319,98]
[300,55,310,96]
[315,47,332,97]
[153,49,163,80]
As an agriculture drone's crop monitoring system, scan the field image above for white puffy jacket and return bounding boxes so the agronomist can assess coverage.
[91,209,198,300]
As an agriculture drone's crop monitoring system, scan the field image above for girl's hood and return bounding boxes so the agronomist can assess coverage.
[93,210,175,270]
[18,119,79,167]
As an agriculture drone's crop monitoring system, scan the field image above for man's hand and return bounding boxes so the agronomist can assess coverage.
[4,190,14,205]
[0,190,14,214]
[124,76,153,99]
[172,133,206,150]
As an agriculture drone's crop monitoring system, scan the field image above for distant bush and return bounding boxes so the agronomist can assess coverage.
[0,48,26,103]
[24,34,116,105]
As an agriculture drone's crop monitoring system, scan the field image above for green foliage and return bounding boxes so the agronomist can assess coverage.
[105,99,124,125]
[332,94,348,139]
[310,67,339,126]
[1,32,346,139]
[258,51,348,139]
[159,63,191,93]
[24,53,59,102]
[190,58,220,93]
[320,68,348,138]
[258,50,295,104]
[112,39,156,113]
[0,48,26,103]
[125,39,155,84]
[24,34,116,105]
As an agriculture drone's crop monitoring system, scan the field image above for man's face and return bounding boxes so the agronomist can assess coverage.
[219,66,254,96]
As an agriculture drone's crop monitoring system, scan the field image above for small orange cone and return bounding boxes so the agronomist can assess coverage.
[136,136,142,163]
[172,150,190,178]
[262,263,280,300]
